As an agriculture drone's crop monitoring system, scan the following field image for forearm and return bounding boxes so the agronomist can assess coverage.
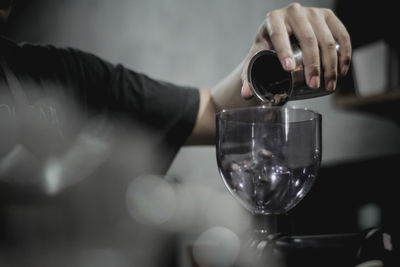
[185,88,216,145]
[186,60,260,145]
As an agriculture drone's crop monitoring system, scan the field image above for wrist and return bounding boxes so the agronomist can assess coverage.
[211,60,259,112]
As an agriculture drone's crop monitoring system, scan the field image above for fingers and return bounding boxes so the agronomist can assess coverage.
[285,3,321,89]
[242,2,352,101]
[307,8,338,91]
[265,10,295,71]
[262,3,352,91]
[324,9,352,76]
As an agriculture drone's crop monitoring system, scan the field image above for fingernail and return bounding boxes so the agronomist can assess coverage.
[327,80,336,91]
[241,80,253,98]
[309,76,320,89]
[284,57,295,70]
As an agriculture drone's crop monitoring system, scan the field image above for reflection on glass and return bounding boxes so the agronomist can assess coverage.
[216,106,321,228]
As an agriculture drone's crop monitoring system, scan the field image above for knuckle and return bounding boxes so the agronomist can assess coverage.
[322,8,335,17]
[337,29,350,40]
[341,54,351,66]
[326,41,337,51]
[308,62,320,69]
[266,10,279,20]
[304,35,317,46]
[288,2,302,11]
[265,11,280,34]
[269,31,285,41]
[340,32,351,43]
[308,7,321,17]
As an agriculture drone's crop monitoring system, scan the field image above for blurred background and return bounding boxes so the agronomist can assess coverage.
[1,0,399,266]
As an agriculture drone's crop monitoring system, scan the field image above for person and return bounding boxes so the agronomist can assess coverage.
[0,1,352,147]
[0,1,352,266]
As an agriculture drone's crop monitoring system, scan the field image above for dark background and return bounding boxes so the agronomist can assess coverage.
[1,0,399,266]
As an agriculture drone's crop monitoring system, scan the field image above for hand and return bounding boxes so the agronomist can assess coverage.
[241,2,352,99]
[190,3,352,145]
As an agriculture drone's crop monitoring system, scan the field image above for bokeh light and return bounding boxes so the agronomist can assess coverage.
[126,175,177,226]
[192,227,241,267]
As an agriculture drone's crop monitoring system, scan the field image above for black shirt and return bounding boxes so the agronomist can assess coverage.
[0,36,199,159]
[0,36,200,266]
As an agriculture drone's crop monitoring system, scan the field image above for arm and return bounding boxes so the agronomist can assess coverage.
[185,61,259,145]
[186,3,352,145]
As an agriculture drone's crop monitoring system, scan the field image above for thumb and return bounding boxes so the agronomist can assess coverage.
[241,80,253,100]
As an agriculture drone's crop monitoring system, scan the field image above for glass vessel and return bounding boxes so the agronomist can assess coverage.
[216,106,321,234]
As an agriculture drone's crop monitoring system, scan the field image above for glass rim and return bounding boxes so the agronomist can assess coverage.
[216,106,321,124]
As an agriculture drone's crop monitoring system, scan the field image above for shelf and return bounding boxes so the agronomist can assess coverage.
[334,89,400,123]
[334,90,400,108]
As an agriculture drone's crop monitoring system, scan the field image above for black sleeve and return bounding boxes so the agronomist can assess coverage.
[11,40,200,148]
